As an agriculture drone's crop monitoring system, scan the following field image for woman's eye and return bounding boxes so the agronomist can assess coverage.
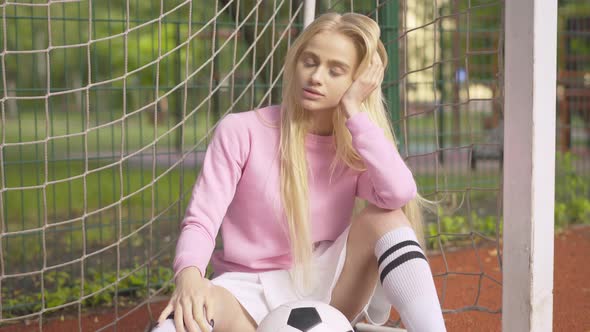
[303,60,316,67]
[330,68,344,76]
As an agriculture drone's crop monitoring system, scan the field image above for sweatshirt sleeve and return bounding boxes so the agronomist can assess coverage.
[345,112,417,209]
[173,113,248,278]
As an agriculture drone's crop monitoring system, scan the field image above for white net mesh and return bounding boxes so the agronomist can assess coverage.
[319,1,504,327]
[0,0,503,330]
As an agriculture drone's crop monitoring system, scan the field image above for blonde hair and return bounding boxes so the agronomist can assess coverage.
[275,12,426,289]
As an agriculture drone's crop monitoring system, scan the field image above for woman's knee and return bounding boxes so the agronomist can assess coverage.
[151,285,255,332]
[207,285,257,332]
[351,204,412,243]
[150,318,199,332]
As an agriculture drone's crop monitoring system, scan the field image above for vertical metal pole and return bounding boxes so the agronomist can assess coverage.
[437,6,445,164]
[451,0,461,146]
[304,0,316,27]
[503,0,557,330]
[175,22,183,153]
[380,1,402,147]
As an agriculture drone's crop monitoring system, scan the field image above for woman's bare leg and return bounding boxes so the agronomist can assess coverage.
[330,204,411,321]
[154,285,257,332]
[207,285,257,332]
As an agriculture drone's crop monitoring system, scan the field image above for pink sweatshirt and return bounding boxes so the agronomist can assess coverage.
[173,105,417,278]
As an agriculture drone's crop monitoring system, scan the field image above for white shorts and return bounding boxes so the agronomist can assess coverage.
[211,225,391,326]
[153,225,391,331]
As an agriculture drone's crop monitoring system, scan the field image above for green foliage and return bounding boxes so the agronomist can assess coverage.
[1,265,175,318]
[554,152,590,229]
[426,208,502,250]
[438,0,503,83]
[425,150,590,250]
[1,0,293,113]
[558,3,590,72]
[426,152,590,249]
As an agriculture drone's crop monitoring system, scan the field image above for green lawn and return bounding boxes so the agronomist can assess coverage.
[2,110,213,227]
[2,159,199,273]
[2,109,502,225]
[1,109,217,161]
[2,110,210,275]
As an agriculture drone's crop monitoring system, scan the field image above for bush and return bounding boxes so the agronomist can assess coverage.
[554,152,590,229]
[1,265,175,318]
[427,208,502,250]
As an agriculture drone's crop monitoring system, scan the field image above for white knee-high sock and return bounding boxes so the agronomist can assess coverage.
[374,227,446,332]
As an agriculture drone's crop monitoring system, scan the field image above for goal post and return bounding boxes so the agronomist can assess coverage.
[502,0,557,330]
[0,0,560,330]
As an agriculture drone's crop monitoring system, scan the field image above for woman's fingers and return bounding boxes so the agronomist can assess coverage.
[158,294,176,324]
[181,300,201,332]
[365,54,383,83]
[193,298,211,332]
[341,51,385,107]
[372,53,384,74]
[362,64,381,92]
[192,304,203,330]
[374,65,384,87]
[369,64,380,84]
[161,296,208,332]
[372,51,383,66]
[203,298,215,329]
[174,304,186,332]
[157,300,174,324]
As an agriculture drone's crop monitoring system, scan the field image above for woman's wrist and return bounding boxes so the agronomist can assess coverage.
[339,98,361,118]
[176,266,203,283]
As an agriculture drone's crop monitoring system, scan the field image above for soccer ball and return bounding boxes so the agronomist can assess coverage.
[256,300,354,332]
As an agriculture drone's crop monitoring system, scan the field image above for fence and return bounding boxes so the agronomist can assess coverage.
[0,0,582,330]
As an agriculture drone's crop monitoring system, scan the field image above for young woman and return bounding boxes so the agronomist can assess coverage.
[154,12,446,332]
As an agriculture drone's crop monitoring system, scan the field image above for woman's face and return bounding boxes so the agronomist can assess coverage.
[295,31,359,113]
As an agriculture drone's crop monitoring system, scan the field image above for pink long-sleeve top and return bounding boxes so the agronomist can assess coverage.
[173,105,417,278]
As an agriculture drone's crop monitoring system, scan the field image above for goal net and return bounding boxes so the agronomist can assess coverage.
[0,0,503,330]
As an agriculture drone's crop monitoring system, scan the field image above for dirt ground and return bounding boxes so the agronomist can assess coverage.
[1,225,589,332]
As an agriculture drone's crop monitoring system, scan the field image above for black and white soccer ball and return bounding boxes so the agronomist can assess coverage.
[256,300,354,332]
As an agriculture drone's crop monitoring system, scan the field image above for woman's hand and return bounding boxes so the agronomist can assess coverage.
[340,52,385,118]
[157,267,214,332]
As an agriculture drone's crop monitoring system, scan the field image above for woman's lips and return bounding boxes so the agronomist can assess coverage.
[302,88,323,100]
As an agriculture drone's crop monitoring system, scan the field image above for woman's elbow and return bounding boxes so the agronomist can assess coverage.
[379,183,417,209]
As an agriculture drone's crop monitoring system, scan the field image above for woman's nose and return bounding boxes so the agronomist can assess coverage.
[310,67,323,84]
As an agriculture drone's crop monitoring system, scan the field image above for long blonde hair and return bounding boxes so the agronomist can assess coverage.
[277,12,425,287]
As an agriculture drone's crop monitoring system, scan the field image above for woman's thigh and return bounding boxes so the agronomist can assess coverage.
[152,285,257,332]
[209,285,257,331]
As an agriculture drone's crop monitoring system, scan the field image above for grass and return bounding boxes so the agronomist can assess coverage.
[1,110,212,229]
[1,109,217,161]
[3,160,199,227]
[416,171,501,192]
[1,108,504,221]
[0,110,212,316]
[2,159,199,273]
[1,110,210,279]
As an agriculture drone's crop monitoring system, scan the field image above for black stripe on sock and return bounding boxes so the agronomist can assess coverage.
[377,240,422,266]
[379,251,427,284]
